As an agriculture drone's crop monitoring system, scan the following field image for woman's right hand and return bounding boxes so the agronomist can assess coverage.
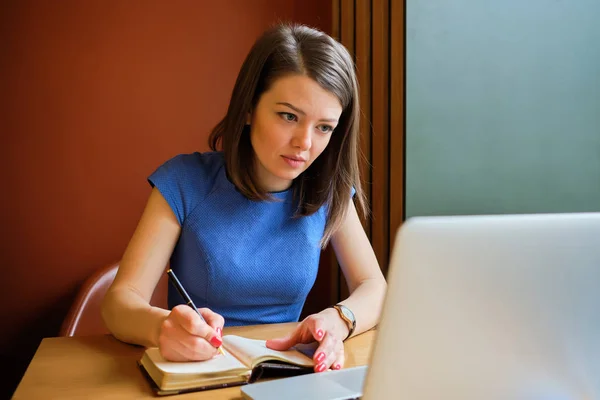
[157,305,225,361]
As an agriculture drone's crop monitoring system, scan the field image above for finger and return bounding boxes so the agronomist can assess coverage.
[162,334,218,361]
[171,305,222,348]
[160,314,219,360]
[181,335,220,360]
[290,315,325,344]
[313,331,340,372]
[159,338,191,362]
[198,307,225,332]
[171,305,213,336]
[266,328,302,351]
[306,316,326,342]
[158,320,190,361]
[331,346,346,371]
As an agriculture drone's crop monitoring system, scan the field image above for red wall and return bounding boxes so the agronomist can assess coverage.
[0,1,331,396]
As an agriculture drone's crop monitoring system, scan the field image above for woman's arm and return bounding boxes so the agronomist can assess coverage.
[266,200,387,371]
[101,187,181,347]
[329,199,387,339]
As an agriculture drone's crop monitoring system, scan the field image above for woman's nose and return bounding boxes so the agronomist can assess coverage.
[292,126,312,150]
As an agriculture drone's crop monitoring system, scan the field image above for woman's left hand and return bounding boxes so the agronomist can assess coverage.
[266,308,350,373]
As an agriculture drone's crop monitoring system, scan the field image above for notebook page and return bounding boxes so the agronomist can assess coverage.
[146,347,247,375]
[223,335,314,368]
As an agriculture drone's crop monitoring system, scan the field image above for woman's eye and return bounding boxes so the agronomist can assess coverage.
[317,125,334,133]
[278,112,297,122]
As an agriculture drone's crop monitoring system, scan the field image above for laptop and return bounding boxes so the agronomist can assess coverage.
[242,212,600,400]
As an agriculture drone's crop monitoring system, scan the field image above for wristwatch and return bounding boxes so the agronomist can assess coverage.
[332,304,356,341]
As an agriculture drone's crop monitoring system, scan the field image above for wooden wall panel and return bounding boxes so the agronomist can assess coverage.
[389,0,405,257]
[331,0,404,292]
[371,0,390,272]
[356,0,372,236]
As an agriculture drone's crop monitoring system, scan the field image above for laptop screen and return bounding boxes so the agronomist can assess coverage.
[363,213,600,399]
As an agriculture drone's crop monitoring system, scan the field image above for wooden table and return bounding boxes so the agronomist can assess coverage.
[13,323,376,399]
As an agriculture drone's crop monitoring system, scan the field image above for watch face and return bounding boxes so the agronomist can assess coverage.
[335,305,355,340]
[341,307,353,320]
[338,305,354,322]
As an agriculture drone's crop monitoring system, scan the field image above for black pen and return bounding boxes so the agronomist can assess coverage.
[166,269,225,355]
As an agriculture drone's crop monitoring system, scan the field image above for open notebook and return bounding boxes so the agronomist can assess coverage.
[138,334,316,395]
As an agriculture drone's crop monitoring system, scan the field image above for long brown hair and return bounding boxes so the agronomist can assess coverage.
[209,23,366,247]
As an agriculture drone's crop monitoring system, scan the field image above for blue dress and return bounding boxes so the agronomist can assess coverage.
[148,152,326,326]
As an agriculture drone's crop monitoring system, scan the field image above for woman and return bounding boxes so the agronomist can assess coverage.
[101,23,387,374]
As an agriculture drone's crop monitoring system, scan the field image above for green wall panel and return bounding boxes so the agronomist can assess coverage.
[406,1,600,217]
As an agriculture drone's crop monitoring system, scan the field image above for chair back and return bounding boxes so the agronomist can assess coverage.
[60,261,167,336]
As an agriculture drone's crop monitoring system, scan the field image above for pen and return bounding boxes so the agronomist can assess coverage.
[166,269,225,356]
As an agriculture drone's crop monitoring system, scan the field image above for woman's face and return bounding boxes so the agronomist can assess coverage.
[248,74,343,192]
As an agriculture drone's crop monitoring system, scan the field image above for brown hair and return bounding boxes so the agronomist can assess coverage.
[209,23,367,247]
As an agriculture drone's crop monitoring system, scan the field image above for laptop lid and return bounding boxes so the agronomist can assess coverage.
[363,212,600,400]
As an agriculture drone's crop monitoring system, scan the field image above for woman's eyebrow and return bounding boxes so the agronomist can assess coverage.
[276,102,338,123]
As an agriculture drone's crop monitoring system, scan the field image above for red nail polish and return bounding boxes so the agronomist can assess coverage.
[210,336,222,348]
[316,329,324,338]
[334,364,341,370]
[316,352,325,363]
[316,363,326,372]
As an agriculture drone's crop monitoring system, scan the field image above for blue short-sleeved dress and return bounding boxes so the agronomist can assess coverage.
[148,151,327,326]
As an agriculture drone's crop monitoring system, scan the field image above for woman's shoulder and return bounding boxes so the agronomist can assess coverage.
[148,151,226,223]
[166,151,224,169]
[158,151,223,180]
[150,151,225,193]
